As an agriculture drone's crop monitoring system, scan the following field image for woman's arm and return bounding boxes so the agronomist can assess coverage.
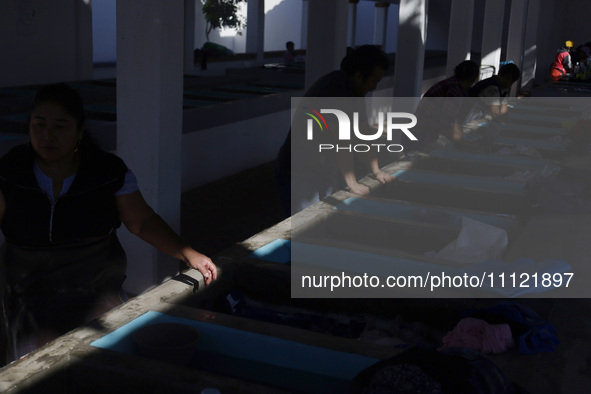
[116,191,217,285]
[367,154,395,185]
[336,149,370,195]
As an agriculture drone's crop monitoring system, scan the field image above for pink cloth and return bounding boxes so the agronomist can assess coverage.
[441,317,514,354]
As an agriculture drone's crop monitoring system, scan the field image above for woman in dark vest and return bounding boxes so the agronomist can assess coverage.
[0,83,217,363]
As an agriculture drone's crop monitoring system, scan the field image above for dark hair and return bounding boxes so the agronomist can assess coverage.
[453,60,480,81]
[31,83,97,150]
[498,63,521,82]
[340,45,389,78]
[286,41,294,49]
[31,83,86,130]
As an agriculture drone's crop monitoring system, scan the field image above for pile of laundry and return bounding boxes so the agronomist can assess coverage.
[440,301,560,355]
[351,346,523,394]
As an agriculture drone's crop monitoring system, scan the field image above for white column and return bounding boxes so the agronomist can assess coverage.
[373,2,390,48]
[300,0,308,50]
[521,0,541,93]
[480,0,505,72]
[348,0,359,48]
[194,1,207,49]
[246,0,265,64]
[305,0,349,90]
[184,0,196,73]
[534,0,558,85]
[393,0,428,98]
[74,0,93,81]
[116,0,184,294]
[446,0,475,77]
[506,0,527,96]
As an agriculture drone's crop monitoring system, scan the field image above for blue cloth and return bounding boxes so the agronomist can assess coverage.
[462,301,560,354]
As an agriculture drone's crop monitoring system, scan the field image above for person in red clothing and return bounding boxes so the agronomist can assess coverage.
[550,40,574,81]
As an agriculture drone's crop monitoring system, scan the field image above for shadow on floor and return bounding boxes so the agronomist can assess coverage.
[181,161,288,258]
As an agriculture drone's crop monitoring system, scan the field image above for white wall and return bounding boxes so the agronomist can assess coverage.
[0,0,93,87]
[263,0,304,51]
[426,0,451,51]
[354,1,376,48]
[92,0,117,63]
[197,0,304,53]
[535,0,560,84]
[385,4,400,53]
[557,0,589,48]
[193,0,247,52]
[471,0,486,56]
[181,110,290,190]
[194,0,208,51]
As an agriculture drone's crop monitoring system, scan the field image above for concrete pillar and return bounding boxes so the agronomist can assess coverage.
[521,0,541,93]
[348,0,359,48]
[506,0,528,96]
[446,0,475,77]
[184,0,196,73]
[116,0,184,294]
[534,0,558,85]
[304,0,349,90]
[480,0,505,73]
[393,0,428,98]
[373,2,390,48]
[74,0,93,81]
[246,0,265,64]
[194,1,207,49]
[300,0,308,50]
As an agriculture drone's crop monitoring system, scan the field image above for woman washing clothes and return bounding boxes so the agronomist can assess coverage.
[0,83,217,364]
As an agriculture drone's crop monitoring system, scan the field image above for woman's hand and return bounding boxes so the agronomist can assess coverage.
[117,191,218,286]
[182,248,218,286]
[347,181,370,196]
[373,170,395,184]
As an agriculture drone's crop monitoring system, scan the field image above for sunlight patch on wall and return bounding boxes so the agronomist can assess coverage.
[265,0,284,14]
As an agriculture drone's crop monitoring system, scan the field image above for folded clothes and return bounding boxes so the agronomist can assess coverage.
[440,317,514,354]
[351,347,519,394]
[462,301,560,354]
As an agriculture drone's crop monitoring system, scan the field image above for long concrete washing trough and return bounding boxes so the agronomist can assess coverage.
[1,97,591,392]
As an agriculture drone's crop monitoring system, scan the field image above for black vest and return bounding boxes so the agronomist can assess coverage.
[0,144,128,248]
